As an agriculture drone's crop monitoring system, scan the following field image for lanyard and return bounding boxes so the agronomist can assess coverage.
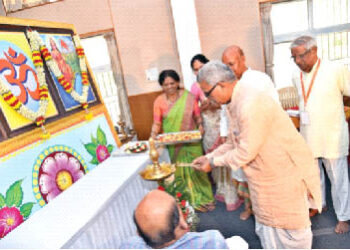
[300,59,321,107]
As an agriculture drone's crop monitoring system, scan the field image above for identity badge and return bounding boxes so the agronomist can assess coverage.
[300,110,310,125]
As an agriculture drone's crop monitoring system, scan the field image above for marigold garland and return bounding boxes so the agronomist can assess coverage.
[0,35,49,126]
[27,30,90,110]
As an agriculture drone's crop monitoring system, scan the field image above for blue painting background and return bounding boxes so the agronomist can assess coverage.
[40,34,96,110]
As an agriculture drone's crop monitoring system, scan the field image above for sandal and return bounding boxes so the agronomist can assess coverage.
[195,205,209,213]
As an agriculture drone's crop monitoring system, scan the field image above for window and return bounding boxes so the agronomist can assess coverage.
[81,35,121,127]
[271,0,350,89]
[81,32,134,135]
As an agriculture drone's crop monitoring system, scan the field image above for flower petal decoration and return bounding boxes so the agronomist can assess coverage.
[33,146,88,206]
[96,145,110,163]
[84,126,114,165]
[42,157,58,178]
[39,173,56,194]
[0,207,24,238]
[39,151,85,203]
[0,180,35,238]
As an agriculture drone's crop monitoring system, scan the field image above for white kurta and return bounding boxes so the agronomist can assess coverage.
[292,60,350,158]
[240,68,280,104]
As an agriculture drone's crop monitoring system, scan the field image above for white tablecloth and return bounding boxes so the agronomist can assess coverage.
[0,148,170,249]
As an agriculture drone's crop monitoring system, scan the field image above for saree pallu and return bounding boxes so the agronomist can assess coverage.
[162,91,214,209]
[202,109,239,211]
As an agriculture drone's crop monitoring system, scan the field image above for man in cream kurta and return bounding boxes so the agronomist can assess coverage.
[221,45,280,221]
[291,35,350,234]
[193,61,322,249]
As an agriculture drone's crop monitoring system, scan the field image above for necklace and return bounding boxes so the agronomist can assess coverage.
[166,92,179,105]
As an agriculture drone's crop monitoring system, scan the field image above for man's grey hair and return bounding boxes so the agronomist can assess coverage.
[290,35,317,50]
[197,60,236,86]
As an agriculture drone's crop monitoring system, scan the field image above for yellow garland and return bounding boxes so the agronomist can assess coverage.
[0,39,49,126]
[27,30,90,109]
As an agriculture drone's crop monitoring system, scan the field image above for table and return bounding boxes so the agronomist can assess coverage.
[0,148,170,249]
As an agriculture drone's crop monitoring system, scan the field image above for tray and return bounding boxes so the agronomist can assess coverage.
[156,130,202,145]
[112,141,148,157]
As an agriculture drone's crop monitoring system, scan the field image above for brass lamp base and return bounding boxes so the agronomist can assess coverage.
[139,137,176,181]
[140,162,176,181]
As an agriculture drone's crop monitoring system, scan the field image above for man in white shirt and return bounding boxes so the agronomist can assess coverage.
[221,45,280,221]
[290,35,350,234]
[222,45,280,103]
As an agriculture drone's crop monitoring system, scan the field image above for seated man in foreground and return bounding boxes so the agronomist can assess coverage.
[119,189,229,249]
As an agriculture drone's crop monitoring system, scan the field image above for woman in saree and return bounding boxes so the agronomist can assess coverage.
[151,69,215,212]
[49,37,74,85]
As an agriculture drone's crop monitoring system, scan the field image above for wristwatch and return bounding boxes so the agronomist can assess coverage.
[209,157,215,168]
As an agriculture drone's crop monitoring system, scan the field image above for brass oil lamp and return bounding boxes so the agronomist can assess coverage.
[139,138,175,181]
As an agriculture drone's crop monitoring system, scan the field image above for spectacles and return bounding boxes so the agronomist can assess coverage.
[291,49,310,61]
[204,84,218,97]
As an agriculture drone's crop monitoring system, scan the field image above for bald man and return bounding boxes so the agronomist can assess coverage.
[119,190,229,249]
[222,45,279,102]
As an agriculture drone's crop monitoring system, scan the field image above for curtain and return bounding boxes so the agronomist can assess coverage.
[104,32,134,133]
[260,2,275,83]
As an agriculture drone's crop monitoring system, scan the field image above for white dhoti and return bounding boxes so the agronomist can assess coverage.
[318,157,350,221]
[255,221,312,249]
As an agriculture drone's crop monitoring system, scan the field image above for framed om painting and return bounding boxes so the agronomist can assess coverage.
[0,31,58,131]
[0,17,102,138]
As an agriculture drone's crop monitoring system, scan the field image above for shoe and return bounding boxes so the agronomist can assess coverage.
[195,206,208,213]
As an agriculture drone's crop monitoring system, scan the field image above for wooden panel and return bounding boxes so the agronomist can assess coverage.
[128,91,162,140]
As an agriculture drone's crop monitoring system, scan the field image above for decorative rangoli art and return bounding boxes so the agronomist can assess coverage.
[32,145,88,207]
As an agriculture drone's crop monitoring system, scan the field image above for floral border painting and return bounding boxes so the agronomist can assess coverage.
[0,115,117,238]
